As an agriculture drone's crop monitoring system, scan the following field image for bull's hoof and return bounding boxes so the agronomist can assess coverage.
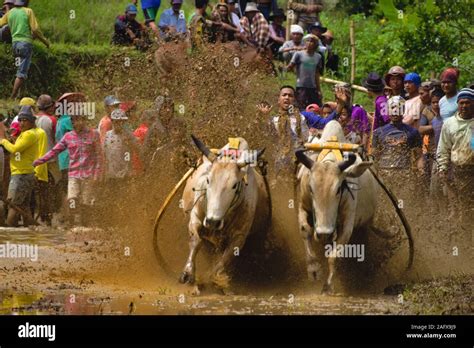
[179,271,195,284]
[321,283,335,295]
[307,261,321,282]
[191,285,201,296]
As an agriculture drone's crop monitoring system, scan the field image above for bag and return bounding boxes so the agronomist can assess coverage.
[0,25,12,43]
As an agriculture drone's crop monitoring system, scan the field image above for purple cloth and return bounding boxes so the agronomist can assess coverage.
[374,95,390,129]
[349,105,370,134]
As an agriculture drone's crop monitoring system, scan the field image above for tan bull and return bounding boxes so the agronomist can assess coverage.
[180,136,269,292]
[296,121,377,294]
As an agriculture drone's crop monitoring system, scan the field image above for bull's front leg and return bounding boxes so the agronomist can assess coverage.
[299,204,321,281]
[179,218,203,285]
[210,233,246,292]
[322,219,354,295]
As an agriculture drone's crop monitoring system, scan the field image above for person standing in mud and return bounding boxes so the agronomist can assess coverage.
[436,88,474,221]
[0,106,39,226]
[98,95,121,144]
[33,115,102,227]
[372,96,422,198]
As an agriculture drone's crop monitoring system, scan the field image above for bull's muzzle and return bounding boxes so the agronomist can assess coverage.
[204,217,224,231]
[315,226,335,235]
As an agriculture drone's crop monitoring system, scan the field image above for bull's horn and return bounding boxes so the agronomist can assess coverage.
[191,134,216,161]
[295,149,314,169]
[338,153,356,172]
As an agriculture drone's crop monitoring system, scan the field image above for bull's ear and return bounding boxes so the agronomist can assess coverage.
[345,161,373,178]
[295,149,314,169]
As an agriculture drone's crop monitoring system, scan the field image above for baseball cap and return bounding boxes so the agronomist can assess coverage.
[125,4,138,14]
[404,72,422,87]
[104,95,121,106]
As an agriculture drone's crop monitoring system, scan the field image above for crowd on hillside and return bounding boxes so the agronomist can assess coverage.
[0,0,472,228]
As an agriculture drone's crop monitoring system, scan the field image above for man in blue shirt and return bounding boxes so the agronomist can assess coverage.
[158,0,187,40]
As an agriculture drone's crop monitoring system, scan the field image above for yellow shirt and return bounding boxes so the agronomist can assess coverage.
[31,127,48,182]
[1,129,38,175]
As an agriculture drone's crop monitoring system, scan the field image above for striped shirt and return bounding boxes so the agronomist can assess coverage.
[240,13,270,49]
[35,128,102,179]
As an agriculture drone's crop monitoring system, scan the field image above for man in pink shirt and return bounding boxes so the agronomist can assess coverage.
[33,115,102,226]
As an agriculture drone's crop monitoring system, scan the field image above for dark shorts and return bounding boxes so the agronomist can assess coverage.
[296,87,322,110]
[143,6,160,24]
[7,173,35,207]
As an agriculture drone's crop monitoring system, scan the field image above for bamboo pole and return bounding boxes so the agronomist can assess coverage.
[350,20,356,94]
[320,77,368,93]
[286,0,293,41]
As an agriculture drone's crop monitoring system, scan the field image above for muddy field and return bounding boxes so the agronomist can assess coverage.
[0,45,472,315]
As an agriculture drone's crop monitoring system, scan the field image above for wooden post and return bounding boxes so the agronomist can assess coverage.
[286,0,293,41]
[350,20,356,95]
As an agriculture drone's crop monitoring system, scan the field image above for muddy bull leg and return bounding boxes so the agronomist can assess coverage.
[210,233,247,291]
[298,204,320,281]
[179,220,203,285]
[323,218,354,295]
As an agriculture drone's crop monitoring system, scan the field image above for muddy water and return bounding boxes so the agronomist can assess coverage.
[0,290,399,315]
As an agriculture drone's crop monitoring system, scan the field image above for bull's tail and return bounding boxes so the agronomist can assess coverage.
[369,168,414,271]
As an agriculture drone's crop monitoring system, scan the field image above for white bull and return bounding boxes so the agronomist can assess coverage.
[296,121,377,294]
[180,136,269,291]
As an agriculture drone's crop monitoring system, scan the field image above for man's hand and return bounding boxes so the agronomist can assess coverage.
[256,103,273,116]
[33,159,41,167]
[335,87,348,105]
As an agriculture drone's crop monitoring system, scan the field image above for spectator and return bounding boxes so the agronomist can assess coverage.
[362,72,389,130]
[0,0,14,44]
[373,96,422,184]
[189,0,214,49]
[287,34,323,109]
[0,0,50,99]
[0,105,39,226]
[55,93,86,211]
[289,0,323,33]
[419,88,444,197]
[321,30,338,73]
[140,0,162,39]
[35,95,56,152]
[226,0,242,32]
[34,115,102,227]
[436,88,473,220]
[278,24,304,63]
[158,0,187,40]
[240,2,270,55]
[268,8,285,56]
[321,102,336,118]
[439,67,460,121]
[308,21,328,58]
[384,66,406,99]
[103,109,140,181]
[112,4,145,46]
[98,95,121,143]
[212,3,239,42]
[402,72,422,128]
[256,0,277,21]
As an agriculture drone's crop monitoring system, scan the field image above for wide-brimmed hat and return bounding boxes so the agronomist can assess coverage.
[384,66,406,85]
[290,24,304,35]
[309,21,327,33]
[362,72,385,92]
[322,30,334,40]
[245,2,259,12]
[57,92,86,103]
[269,8,286,21]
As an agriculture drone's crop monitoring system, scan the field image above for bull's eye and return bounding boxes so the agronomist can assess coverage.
[232,183,238,190]
[206,178,210,185]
